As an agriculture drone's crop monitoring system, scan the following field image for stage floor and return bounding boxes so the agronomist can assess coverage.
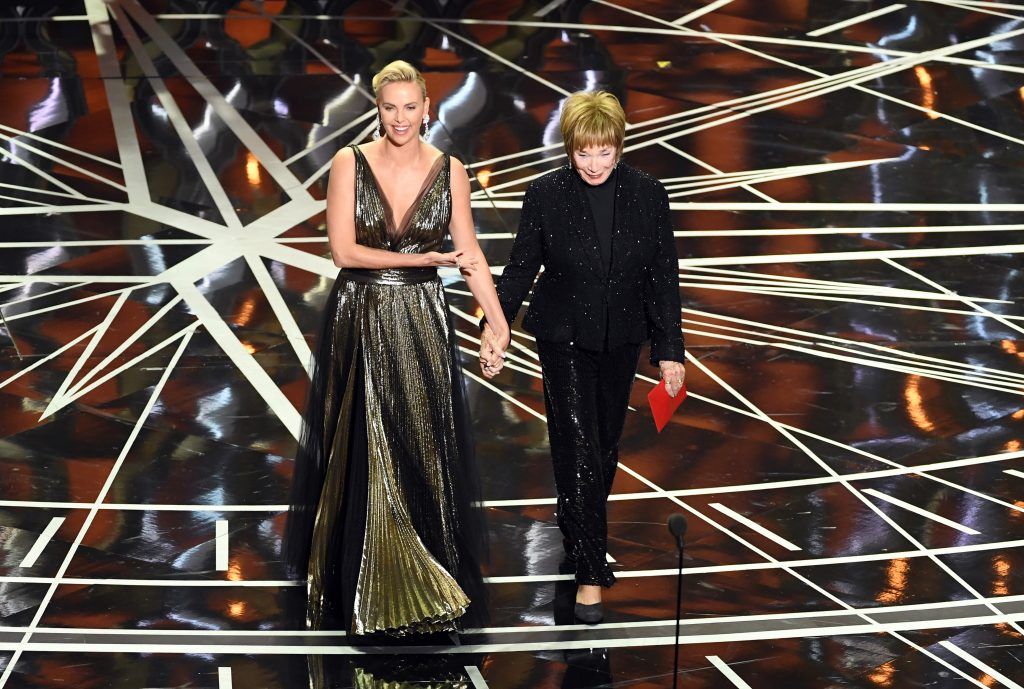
[2,0,1024,687]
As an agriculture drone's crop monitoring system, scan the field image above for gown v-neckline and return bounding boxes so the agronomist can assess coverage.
[354,145,447,241]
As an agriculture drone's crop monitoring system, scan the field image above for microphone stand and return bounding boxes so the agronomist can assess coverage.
[667,514,687,689]
[673,537,683,689]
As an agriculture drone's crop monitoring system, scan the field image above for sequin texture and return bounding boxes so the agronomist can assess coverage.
[493,162,685,587]
[494,164,685,364]
[537,339,641,587]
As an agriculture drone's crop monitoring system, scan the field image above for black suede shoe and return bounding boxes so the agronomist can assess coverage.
[573,602,604,624]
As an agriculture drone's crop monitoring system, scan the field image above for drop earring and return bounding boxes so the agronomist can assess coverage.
[373,114,383,140]
[421,113,430,138]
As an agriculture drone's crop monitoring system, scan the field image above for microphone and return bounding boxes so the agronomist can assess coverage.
[667,513,687,689]
[668,513,687,549]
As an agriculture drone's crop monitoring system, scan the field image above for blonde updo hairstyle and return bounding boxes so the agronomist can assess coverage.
[371,60,428,101]
[559,90,626,161]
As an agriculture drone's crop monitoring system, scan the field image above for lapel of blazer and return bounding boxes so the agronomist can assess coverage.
[608,165,631,277]
[566,167,609,278]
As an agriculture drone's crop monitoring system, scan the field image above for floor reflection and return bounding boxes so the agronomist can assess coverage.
[309,654,473,689]
[561,649,613,689]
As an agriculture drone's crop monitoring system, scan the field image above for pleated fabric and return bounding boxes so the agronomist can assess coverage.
[285,145,487,637]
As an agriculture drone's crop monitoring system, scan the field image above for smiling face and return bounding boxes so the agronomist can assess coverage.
[572,143,617,185]
[377,81,430,145]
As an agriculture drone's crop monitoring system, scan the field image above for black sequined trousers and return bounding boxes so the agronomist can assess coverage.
[537,339,641,587]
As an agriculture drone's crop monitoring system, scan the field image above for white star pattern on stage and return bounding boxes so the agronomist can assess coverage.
[1,0,1024,686]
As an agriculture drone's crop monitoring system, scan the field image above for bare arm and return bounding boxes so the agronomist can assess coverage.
[326,148,458,269]
[449,158,510,347]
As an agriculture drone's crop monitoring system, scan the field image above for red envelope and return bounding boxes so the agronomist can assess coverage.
[648,380,686,432]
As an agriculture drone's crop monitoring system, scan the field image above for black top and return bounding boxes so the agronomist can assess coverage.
[578,167,616,272]
[494,163,685,365]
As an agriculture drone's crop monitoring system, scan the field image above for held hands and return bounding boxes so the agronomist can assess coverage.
[479,323,509,378]
[421,250,479,272]
[659,360,685,398]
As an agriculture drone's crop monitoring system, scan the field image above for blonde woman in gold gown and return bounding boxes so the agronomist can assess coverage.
[285,60,509,639]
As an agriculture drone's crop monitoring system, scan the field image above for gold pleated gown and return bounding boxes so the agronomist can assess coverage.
[301,145,482,636]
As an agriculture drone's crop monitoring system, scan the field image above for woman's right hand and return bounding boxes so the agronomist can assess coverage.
[421,251,479,271]
[485,322,510,352]
[479,323,507,378]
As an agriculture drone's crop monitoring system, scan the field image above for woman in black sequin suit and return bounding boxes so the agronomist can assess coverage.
[484,91,685,623]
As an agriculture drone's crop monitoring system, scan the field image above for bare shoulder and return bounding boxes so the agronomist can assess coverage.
[448,154,469,178]
[446,151,465,170]
[331,145,356,171]
[326,148,357,198]
[448,156,471,200]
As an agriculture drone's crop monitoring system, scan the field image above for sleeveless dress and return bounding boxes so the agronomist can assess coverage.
[285,145,487,637]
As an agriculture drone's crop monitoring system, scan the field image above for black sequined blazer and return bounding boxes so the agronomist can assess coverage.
[494,163,685,365]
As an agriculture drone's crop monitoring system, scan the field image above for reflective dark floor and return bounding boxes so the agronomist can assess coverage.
[2,0,1024,687]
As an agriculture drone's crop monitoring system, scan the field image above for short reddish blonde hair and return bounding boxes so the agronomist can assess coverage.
[559,91,625,159]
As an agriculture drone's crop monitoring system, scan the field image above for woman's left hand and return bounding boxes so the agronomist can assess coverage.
[659,360,685,398]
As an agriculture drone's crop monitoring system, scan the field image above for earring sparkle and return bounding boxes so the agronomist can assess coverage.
[373,114,383,140]
[421,113,430,138]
